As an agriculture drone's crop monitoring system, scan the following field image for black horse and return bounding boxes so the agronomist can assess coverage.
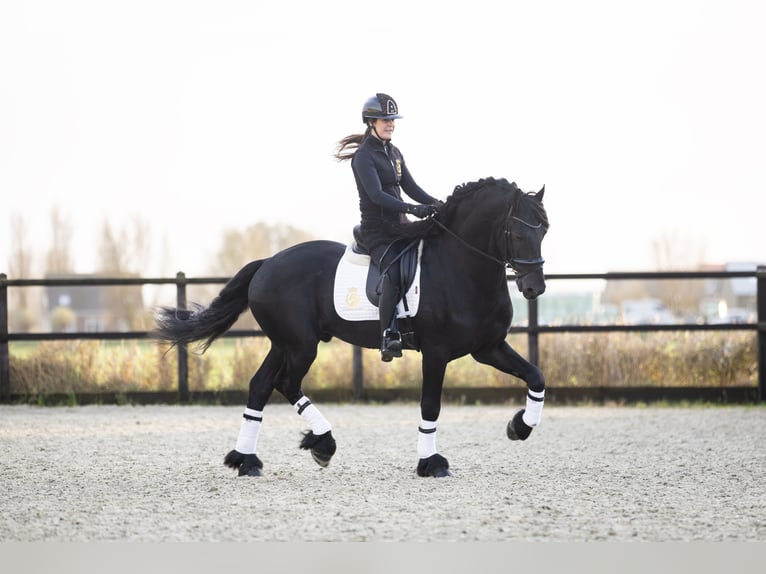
[153,177,549,477]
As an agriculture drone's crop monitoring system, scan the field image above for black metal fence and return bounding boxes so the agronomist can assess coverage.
[1,268,764,403]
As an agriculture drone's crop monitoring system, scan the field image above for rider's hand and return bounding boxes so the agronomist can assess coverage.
[407,204,437,218]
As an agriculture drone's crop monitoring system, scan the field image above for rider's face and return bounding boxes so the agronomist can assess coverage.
[370,118,395,141]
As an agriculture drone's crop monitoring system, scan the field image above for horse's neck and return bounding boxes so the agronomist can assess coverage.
[445,211,502,264]
[429,229,506,284]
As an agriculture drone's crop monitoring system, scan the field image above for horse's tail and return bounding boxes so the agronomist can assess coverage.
[152,259,265,352]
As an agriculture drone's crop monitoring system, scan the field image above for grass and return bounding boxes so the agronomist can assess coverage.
[6,330,757,395]
[539,331,757,388]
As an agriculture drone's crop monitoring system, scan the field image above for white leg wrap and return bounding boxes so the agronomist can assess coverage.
[522,389,545,427]
[294,396,332,435]
[234,408,262,454]
[417,419,437,458]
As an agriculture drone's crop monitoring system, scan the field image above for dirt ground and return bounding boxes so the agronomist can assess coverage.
[1,403,765,542]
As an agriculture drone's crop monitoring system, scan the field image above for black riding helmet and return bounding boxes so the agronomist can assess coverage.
[361,93,403,124]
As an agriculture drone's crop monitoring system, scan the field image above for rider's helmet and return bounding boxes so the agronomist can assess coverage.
[361,93,403,124]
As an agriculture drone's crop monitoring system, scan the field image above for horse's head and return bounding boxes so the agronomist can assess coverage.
[436,178,549,299]
[505,185,548,299]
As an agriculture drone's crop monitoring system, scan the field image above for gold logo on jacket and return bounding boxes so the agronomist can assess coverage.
[395,159,402,178]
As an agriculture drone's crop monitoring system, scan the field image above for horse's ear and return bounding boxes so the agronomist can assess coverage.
[536,185,545,201]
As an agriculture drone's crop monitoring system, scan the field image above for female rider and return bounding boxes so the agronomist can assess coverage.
[336,93,439,361]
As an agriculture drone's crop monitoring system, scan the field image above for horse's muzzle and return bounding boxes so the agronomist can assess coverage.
[515,269,546,300]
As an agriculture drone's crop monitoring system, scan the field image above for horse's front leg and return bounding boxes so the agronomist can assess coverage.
[417,353,451,477]
[472,340,545,441]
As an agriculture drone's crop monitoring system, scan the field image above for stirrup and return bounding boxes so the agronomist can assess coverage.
[381,330,403,362]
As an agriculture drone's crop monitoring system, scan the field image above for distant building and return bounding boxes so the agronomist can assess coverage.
[509,288,609,326]
[621,298,677,325]
[699,262,760,323]
[44,274,144,332]
[509,261,763,326]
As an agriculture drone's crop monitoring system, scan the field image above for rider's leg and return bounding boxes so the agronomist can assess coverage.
[378,271,402,361]
[372,244,403,362]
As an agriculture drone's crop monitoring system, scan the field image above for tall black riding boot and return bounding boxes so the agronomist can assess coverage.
[379,273,402,362]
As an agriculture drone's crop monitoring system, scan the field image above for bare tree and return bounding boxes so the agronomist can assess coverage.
[211,222,315,275]
[46,205,74,274]
[603,231,709,320]
[209,222,316,330]
[43,206,76,333]
[9,213,32,280]
[97,216,152,275]
[8,213,36,330]
[651,231,706,272]
[96,217,152,330]
[650,231,707,317]
[97,219,129,274]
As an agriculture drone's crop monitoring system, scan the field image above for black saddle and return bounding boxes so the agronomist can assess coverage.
[352,225,419,311]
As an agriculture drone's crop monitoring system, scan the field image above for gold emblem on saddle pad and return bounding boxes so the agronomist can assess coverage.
[345,287,360,308]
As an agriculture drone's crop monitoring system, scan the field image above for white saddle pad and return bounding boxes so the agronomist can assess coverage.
[333,242,422,322]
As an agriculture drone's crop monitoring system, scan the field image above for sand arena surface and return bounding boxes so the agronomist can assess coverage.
[1,403,765,542]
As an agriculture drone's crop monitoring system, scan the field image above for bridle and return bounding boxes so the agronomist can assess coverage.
[501,191,546,278]
[431,190,545,277]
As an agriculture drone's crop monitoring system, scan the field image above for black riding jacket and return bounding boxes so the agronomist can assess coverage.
[352,136,436,237]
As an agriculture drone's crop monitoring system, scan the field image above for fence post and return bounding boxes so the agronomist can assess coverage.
[0,274,9,401]
[352,345,363,400]
[758,266,766,403]
[176,272,189,404]
[527,297,540,366]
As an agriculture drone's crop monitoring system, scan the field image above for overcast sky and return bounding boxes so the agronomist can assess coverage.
[2,0,765,277]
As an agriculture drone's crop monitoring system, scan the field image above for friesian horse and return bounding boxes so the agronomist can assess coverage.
[153,177,549,477]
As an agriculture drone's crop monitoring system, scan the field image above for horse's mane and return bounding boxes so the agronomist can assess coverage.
[371,177,544,242]
[444,177,518,212]
[445,177,548,228]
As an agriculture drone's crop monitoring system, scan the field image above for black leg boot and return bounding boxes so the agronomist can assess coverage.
[379,273,402,362]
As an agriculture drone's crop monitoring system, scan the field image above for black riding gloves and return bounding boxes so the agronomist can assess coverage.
[407,204,437,219]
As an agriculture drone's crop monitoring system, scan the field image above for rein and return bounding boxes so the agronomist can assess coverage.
[431,217,507,267]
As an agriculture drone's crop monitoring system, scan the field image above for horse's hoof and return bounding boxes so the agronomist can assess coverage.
[300,430,337,468]
[431,466,452,478]
[224,450,264,477]
[240,465,263,477]
[310,451,332,468]
[417,453,452,478]
[507,409,533,441]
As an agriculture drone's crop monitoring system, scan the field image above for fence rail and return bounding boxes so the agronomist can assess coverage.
[1,267,764,403]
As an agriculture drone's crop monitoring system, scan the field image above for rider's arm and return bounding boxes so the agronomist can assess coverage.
[399,158,438,205]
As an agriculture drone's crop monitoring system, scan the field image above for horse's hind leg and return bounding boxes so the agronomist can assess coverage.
[295,396,336,467]
[224,347,286,477]
[274,344,337,468]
